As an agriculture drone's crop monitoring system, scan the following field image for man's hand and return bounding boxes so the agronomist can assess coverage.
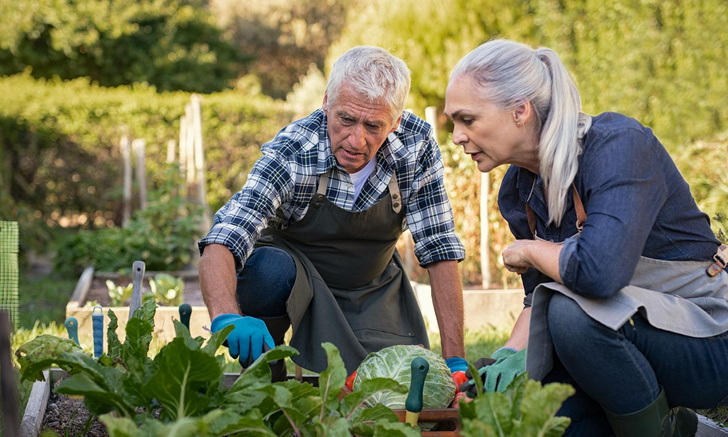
[211,314,274,366]
[459,348,527,396]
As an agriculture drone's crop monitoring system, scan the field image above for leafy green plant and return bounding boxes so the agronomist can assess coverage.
[458,367,574,437]
[15,299,421,436]
[106,280,133,307]
[147,273,185,306]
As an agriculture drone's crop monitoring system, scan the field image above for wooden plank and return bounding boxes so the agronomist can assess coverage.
[698,414,728,437]
[19,370,50,437]
[65,266,94,310]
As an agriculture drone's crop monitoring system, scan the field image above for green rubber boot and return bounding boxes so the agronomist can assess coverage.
[604,388,697,437]
[261,315,291,382]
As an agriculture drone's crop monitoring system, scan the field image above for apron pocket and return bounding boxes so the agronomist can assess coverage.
[353,327,418,354]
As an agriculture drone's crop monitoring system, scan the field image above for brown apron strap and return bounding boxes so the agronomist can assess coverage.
[707,244,728,277]
[527,184,587,237]
[572,184,586,232]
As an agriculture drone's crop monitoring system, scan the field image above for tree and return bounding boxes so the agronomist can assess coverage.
[0,0,245,93]
[208,0,356,99]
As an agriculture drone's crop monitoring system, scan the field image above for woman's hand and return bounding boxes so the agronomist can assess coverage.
[502,239,536,274]
[502,239,563,282]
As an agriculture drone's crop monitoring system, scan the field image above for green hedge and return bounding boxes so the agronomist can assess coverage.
[0,73,291,245]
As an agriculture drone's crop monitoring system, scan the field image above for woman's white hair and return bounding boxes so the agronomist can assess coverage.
[450,39,582,226]
[326,46,411,125]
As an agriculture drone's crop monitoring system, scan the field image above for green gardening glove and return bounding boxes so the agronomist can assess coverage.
[482,347,527,392]
[460,347,527,396]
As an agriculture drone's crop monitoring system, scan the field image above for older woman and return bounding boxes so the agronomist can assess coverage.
[445,39,728,436]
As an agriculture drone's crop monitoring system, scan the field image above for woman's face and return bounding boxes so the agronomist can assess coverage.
[444,75,538,173]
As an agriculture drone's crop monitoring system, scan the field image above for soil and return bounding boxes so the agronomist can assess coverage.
[42,391,109,437]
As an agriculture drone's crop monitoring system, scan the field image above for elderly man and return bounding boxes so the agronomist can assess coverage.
[198,46,467,380]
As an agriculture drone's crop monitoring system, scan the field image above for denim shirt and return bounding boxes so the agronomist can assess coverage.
[499,112,720,302]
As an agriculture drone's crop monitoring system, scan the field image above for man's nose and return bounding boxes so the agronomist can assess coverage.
[350,124,367,147]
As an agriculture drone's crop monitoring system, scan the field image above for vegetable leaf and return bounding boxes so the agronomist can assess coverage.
[143,336,223,420]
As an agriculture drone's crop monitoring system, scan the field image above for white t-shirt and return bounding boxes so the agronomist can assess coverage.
[349,157,377,202]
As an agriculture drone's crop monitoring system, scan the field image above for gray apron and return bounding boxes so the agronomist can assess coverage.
[526,112,728,380]
[256,171,429,374]
[528,259,728,381]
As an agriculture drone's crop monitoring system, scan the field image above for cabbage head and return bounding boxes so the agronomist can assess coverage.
[353,345,456,411]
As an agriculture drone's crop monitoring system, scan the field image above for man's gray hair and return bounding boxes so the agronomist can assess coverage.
[326,46,411,123]
[451,39,582,226]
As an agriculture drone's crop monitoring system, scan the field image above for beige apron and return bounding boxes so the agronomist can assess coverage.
[256,171,429,373]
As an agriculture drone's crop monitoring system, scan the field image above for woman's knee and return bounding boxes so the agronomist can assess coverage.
[547,293,594,345]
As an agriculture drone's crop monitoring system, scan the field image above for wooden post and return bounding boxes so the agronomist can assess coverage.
[179,115,188,176]
[121,135,132,227]
[480,172,490,289]
[132,139,147,210]
[191,94,211,231]
[166,139,176,164]
[425,106,438,142]
[184,103,195,185]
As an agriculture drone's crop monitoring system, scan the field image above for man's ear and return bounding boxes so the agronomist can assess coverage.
[391,114,403,132]
[322,92,328,113]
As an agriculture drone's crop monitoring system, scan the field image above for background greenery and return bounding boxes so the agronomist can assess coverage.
[2,0,727,431]
[2,0,726,290]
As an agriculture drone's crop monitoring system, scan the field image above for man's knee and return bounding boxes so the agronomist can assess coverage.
[236,247,296,316]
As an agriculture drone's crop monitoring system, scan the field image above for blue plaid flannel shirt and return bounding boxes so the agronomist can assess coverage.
[198,109,465,272]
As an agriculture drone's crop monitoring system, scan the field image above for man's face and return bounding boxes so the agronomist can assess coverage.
[323,85,401,173]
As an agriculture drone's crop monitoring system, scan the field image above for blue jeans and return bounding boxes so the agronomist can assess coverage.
[544,293,728,436]
[235,246,296,318]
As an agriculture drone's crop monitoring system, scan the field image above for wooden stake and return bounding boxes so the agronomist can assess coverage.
[132,139,147,210]
[121,135,132,228]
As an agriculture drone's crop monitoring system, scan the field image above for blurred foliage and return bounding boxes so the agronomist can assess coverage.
[0,0,246,93]
[332,0,728,287]
[3,0,727,288]
[53,165,203,275]
[208,0,355,99]
[0,73,291,239]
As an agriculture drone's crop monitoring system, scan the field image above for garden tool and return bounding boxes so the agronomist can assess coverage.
[129,260,146,321]
[92,305,103,358]
[178,302,192,330]
[64,317,79,345]
[706,244,727,277]
[405,356,429,428]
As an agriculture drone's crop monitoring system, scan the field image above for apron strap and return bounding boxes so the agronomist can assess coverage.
[388,172,402,213]
[316,169,402,213]
[526,184,587,238]
[316,172,330,195]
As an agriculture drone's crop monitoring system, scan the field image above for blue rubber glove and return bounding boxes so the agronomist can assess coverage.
[480,347,527,392]
[445,357,469,373]
[211,314,274,366]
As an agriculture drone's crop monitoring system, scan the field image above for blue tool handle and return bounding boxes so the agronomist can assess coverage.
[64,317,79,346]
[178,303,192,330]
[92,305,103,358]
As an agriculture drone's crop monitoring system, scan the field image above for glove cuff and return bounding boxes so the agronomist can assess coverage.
[491,347,518,360]
[445,356,469,373]
[210,313,242,332]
